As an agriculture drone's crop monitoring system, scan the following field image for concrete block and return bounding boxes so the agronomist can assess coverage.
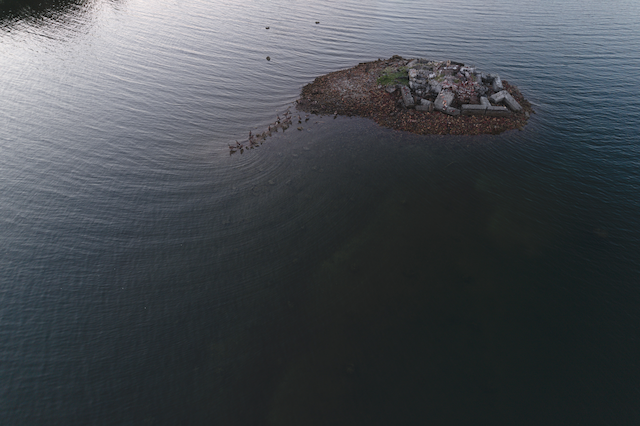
[502,92,522,112]
[441,106,460,116]
[417,99,434,112]
[400,85,415,108]
[480,96,491,107]
[434,90,455,111]
[490,91,506,103]
[492,75,503,91]
[406,59,418,68]
[485,106,510,116]
[489,90,522,112]
[428,80,443,94]
[410,81,426,91]
[461,104,487,115]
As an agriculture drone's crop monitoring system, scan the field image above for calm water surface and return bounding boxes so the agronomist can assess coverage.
[1,0,639,424]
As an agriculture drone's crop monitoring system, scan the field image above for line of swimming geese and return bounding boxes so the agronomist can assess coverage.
[229,108,310,154]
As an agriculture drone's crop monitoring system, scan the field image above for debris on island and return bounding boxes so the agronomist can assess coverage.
[229,56,533,154]
[296,55,533,136]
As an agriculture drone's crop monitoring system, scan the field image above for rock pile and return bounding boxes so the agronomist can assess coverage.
[385,58,523,117]
[292,55,533,138]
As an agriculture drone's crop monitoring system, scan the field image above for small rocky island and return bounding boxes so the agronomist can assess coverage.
[229,56,533,154]
[296,55,532,135]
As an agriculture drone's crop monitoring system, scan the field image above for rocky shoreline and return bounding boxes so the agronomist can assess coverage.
[296,55,533,136]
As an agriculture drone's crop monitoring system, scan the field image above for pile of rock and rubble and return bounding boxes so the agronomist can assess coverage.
[387,58,524,118]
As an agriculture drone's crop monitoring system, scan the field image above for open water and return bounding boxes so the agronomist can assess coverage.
[1,0,639,424]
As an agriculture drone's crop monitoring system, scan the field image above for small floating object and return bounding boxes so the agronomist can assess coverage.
[315,21,320,24]
[265,26,269,29]
[266,56,271,61]
[297,127,303,131]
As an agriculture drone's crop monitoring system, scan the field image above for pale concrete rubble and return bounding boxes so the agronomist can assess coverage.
[461,104,487,115]
[434,90,455,111]
[416,99,434,112]
[399,85,414,108]
[486,106,510,116]
[490,90,522,112]
[492,75,503,91]
[379,57,525,118]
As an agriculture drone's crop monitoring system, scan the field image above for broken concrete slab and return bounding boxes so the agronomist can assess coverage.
[492,75,503,91]
[489,91,506,104]
[461,104,487,115]
[416,99,434,112]
[480,96,491,107]
[428,80,443,94]
[485,105,511,116]
[400,85,415,108]
[502,92,522,112]
[441,106,460,116]
[489,90,522,112]
[434,90,455,111]
[406,59,418,68]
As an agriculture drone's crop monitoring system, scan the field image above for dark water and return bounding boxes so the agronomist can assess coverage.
[1,0,639,424]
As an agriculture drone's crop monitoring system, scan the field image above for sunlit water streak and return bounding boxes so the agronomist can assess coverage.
[1,0,639,424]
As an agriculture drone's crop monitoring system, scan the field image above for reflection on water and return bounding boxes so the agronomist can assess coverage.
[1,0,639,424]
[0,0,88,23]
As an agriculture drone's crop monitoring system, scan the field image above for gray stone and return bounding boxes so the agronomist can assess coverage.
[385,85,397,93]
[489,91,506,104]
[489,90,522,112]
[408,69,418,80]
[492,75,503,91]
[417,99,434,112]
[480,96,491,107]
[434,90,455,111]
[409,81,426,91]
[406,59,418,68]
[428,80,443,94]
[485,106,510,116]
[400,85,415,108]
[461,104,487,115]
[502,92,522,112]
[441,106,460,116]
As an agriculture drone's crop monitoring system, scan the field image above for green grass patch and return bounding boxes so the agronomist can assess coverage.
[377,66,409,86]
